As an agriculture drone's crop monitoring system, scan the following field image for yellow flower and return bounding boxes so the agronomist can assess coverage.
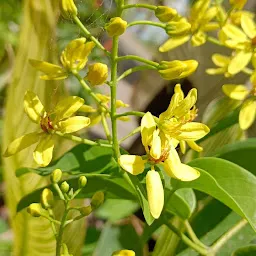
[155,6,178,23]
[105,17,127,37]
[86,63,108,86]
[221,14,256,74]
[159,0,218,52]
[112,250,135,256]
[119,91,208,218]
[165,19,191,37]
[4,91,90,166]
[60,0,77,19]
[30,38,95,80]
[206,54,232,77]
[158,60,198,80]
[222,83,256,130]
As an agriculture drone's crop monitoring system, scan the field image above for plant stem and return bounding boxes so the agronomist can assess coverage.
[207,36,223,46]
[210,219,247,254]
[115,111,146,119]
[101,113,112,142]
[116,55,159,68]
[184,220,208,249]
[118,126,141,143]
[73,16,110,56]
[56,202,69,256]
[73,72,109,112]
[128,21,165,29]
[117,65,157,82]
[164,217,208,255]
[110,36,120,159]
[123,3,157,11]
[54,131,112,148]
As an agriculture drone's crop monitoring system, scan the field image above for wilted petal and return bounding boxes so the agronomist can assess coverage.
[119,155,146,175]
[24,91,46,123]
[141,112,156,148]
[33,136,54,167]
[159,35,190,52]
[228,51,252,75]
[146,170,164,219]
[58,116,90,133]
[239,99,256,130]
[241,14,256,39]
[176,122,210,141]
[222,84,249,100]
[55,96,85,120]
[4,132,39,157]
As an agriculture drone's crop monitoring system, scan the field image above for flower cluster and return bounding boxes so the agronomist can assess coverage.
[119,85,209,218]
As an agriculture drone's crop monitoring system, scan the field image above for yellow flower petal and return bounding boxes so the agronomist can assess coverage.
[228,51,252,75]
[187,140,203,152]
[55,96,85,120]
[212,54,230,67]
[146,170,164,219]
[163,147,200,181]
[222,84,249,100]
[222,24,247,41]
[180,140,186,154]
[112,250,135,256]
[150,130,162,160]
[58,116,90,133]
[239,99,256,130]
[241,14,256,39]
[206,67,226,75]
[119,155,145,175]
[159,35,190,52]
[4,132,39,157]
[24,91,46,123]
[176,122,210,141]
[191,31,206,47]
[33,136,54,167]
[141,112,156,148]
[79,105,97,113]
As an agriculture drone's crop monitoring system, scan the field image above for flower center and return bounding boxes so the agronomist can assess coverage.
[40,115,54,133]
[149,147,170,164]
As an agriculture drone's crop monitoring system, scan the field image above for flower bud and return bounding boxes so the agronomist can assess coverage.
[60,0,77,19]
[146,170,164,219]
[165,20,191,36]
[116,100,129,108]
[50,169,62,183]
[91,191,104,210]
[41,188,54,209]
[78,176,87,188]
[80,205,92,216]
[60,181,70,193]
[86,63,108,86]
[112,250,135,256]
[229,0,247,9]
[155,6,178,22]
[27,203,43,217]
[105,17,127,37]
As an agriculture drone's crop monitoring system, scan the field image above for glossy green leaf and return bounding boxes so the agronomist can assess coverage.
[16,144,115,177]
[172,157,256,232]
[232,245,256,256]
[95,199,139,222]
[17,174,136,212]
[94,223,143,256]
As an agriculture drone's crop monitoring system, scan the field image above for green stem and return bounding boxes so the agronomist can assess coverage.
[73,72,109,112]
[101,112,112,142]
[56,202,69,256]
[128,21,165,29]
[184,220,208,249]
[210,219,247,254]
[54,131,112,148]
[164,217,208,255]
[115,111,146,119]
[116,55,159,68]
[110,36,120,159]
[117,65,157,82]
[207,36,223,46]
[118,126,141,143]
[73,16,110,56]
[53,183,65,201]
[123,3,157,11]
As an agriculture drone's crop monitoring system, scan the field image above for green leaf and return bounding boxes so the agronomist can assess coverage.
[16,144,115,177]
[172,157,256,232]
[232,245,256,256]
[95,199,140,222]
[17,174,136,212]
[212,138,256,176]
[166,189,196,220]
[94,222,143,256]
